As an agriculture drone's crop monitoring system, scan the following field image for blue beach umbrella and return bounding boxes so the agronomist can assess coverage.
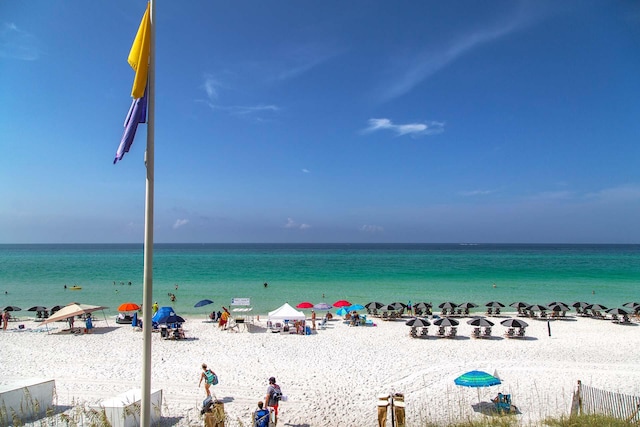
[194,299,214,308]
[348,304,364,312]
[454,370,501,388]
[336,307,349,317]
[455,370,502,403]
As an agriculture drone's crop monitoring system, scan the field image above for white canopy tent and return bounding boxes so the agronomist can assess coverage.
[268,303,305,322]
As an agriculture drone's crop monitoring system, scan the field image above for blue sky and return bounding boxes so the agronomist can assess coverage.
[1,1,639,244]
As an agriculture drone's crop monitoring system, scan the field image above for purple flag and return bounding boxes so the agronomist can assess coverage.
[114,89,147,164]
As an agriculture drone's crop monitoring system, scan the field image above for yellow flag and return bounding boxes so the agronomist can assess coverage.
[128,3,150,99]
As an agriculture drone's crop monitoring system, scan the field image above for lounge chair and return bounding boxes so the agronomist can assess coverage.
[409,327,418,338]
[504,328,515,338]
[420,327,428,338]
[471,327,481,338]
[517,328,526,337]
[495,308,501,315]
[437,326,446,337]
[483,327,492,338]
[486,307,493,315]
[447,327,457,338]
[318,317,327,330]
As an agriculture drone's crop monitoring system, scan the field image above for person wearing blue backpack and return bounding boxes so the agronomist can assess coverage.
[199,363,218,397]
[253,401,270,427]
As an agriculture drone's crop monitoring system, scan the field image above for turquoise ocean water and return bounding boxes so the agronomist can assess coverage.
[0,244,638,318]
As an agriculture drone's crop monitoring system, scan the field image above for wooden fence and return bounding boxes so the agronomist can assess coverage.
[572,380,640,423]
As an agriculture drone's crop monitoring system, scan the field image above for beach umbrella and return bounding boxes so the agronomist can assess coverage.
[194,299,214,308]
[572,301,590,308]
[467,317,494,327]
[454,370,502,403]
[42,303,108,325]
[28,306,48,312]
[459,302,478,309]
[413,302,432,309]
[336,307,349,317]
[622,302,640,308]
[438,302,458,310]
[3,306,22,311]
[365,301,385,310]
[348,304,365,312]
[586,303,607,311]
[433,317,459,327]
[606,308,629,316]
[118,302,141,312]
[527,304,548,312]
[405,317,431,327]
[157,313,185,325]
[548,303,570,312]
[510,301,529,309]
[390,302,407,310]
[548,301,569,307]
[380,304,398,312]
[485,301,505,308]
[313,302,332,310]
[333,300,351,308]
[455,370,502,388]
[295,302,314,309]
[500,318,529,328]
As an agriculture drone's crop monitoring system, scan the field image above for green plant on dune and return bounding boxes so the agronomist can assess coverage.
[542,413,638,427]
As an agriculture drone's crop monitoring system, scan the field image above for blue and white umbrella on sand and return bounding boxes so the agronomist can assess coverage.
[455,370,502,403]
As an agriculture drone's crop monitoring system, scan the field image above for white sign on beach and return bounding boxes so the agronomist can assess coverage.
[231,297,251,306]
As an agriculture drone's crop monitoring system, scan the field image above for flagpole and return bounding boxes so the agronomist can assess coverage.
[141,0,155,425]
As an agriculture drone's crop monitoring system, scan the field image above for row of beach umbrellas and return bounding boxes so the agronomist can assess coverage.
[406,316,529,329]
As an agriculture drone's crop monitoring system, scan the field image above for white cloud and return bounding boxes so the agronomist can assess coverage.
[202,74,221,100]
[302,169,310,173]
[0,22,40,61]
[363,118,444,136]
[173,219,189,229]
[284,218,310,230]
[360,224,384,233]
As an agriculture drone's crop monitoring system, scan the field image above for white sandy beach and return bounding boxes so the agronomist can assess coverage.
[1,311,640,427]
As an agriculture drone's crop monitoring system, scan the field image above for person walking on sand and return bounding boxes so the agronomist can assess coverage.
[265,376,282,425]
[199,363,217,397]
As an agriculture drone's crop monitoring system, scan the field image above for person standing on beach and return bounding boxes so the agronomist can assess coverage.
[253,401,270,427]
[219,307,230,329]
[311,310,317,330]
[265,376,282,425]
[2,310,9,330]
[152,301,159,315]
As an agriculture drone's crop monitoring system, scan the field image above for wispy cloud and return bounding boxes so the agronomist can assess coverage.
[284,217,310,230]
[363,118,444,137]
[302,168,310,174]
[173,219,189,229]
[360,224,384,233]
[200,75,279,117]
[0,22,40,61]
[202,74,222,100]
[459,189,495,197]
[379,8,530,101]
[275,42,346,81]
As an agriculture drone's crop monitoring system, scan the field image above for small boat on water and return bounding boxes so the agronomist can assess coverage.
[69,285,82,290]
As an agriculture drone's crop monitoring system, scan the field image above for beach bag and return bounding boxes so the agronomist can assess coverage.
[205,369,218,385]
[271,385,282,403]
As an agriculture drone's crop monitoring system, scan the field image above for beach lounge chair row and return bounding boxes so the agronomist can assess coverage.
[504,327,526,338]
